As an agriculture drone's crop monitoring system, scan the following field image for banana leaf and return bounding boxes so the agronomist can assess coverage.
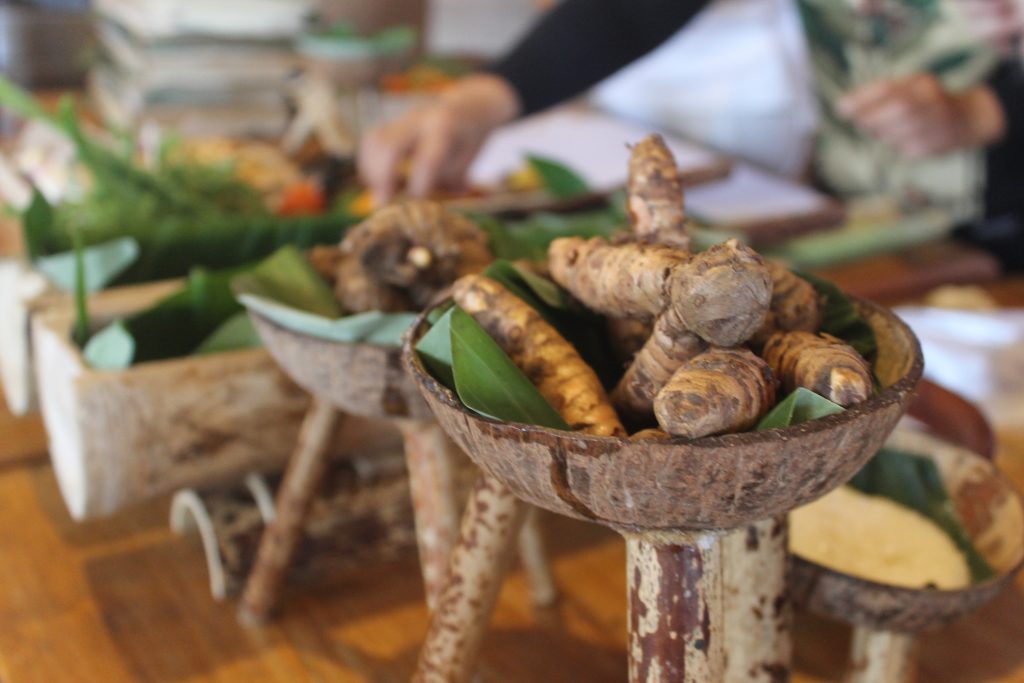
[194,313,261,355]
[477,205,624,262]
[35,237,139,293]
[415,305,455,388]
[756,387,844,430]
[232,245,416,347]
[81,266,253,369]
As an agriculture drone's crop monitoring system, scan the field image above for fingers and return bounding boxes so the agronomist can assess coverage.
[407,111,456,198]
[358,116,418,205]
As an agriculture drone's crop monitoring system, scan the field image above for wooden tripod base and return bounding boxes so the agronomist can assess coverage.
[237,404,555,625]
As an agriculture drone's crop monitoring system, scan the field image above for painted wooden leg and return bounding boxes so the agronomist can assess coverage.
[624,529,725,683]
[847,628,918,683]
[517,507,558,607]
[397,419,462,610]
[414,473,529,683]
[724,515,792,682]
[237,399,339,625]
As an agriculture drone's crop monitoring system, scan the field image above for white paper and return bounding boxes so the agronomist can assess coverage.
[468,107,722,192]
[685,163,831,225]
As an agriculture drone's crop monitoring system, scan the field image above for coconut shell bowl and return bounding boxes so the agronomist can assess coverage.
[402,297,924,683]
[791,390,1024,683]
[235,311,556,625]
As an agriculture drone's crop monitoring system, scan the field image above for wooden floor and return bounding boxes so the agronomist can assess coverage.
[1,386,1024,683]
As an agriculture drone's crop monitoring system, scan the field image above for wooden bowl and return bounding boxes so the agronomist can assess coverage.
[403,298,924,531]
[790,428,1024,633]
[251,311,432,420]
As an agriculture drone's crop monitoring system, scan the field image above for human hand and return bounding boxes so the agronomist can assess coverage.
[358,73,521,205]
[957,0,1024,58]
[837,73,1007,158]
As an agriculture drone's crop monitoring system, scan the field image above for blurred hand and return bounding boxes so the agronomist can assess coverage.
[359,74,521,204]
[957,0,1024,57]
[838,73,1007,158]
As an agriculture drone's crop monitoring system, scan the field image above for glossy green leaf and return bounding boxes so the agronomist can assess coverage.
[415,306,455,389]
[231,245,340,318]
[756,387,844,430]
[450,307,569,429]
[477,207,623,262]
[22,190,54,261]
[526,155,590,199]
[35,237,139,293]
[796,271,878,360]
[194,312,262,355]
[850,448,995,583]
[82,320,135,370]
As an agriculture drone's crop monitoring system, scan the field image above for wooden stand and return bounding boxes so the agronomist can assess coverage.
[237,312,556,624]
[403,295,924,683]
[848,629,917,683]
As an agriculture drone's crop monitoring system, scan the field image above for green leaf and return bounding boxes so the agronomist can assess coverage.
[231,245,341,318]
[450,307,570,429]
[795,271,878,360]
[35,237,139,293]
[850,448,996,583]
[22,190,54,261]
[194,312,262,355]
[756,387,844,430]
[476,208,623,262]
[415,306,455,389]
[239,295,416,347]
[0,76,54,122]
[526,155,591,199]
[81,320,135,370]
[71,228,89,347]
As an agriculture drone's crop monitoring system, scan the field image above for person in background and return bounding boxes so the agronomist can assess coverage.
[958,0,1024,57]
[360,0,1024,269]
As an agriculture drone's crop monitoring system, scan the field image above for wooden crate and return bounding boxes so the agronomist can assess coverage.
[31,279,400,520]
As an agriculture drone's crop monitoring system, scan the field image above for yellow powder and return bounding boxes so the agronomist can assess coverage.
[790,486,970,589]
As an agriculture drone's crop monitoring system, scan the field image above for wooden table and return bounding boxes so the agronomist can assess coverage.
[1,279,1023,682]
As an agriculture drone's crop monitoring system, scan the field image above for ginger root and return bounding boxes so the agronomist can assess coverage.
[335,200,492,311]
[750,260,823,348]
[654,348,776,438]
[627,134,690,250]
[549,236,771,422]
[762,331,872,407]
[453,275,626,437]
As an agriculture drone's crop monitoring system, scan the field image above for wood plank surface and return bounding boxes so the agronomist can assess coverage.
[1,383,1024,681]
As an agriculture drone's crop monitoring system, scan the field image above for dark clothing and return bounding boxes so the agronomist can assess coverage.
[491,0,1024,271]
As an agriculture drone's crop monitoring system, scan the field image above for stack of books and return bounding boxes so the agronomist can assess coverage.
[89,0,316,138]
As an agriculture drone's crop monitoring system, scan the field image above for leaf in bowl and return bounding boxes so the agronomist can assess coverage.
[526,155,590,199]
[35,237,139,293]
[796,271,878,360]
[756,387,844,430]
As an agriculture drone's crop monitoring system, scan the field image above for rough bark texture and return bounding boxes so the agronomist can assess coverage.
[627,134,690,250]
[723,516,792,683]
[413,474,529,683]
[625,530,724,683]
[170,452,417,599]
[847,629,917,683]
[238,399,340,625]
[397,419,463,609]
[762,331,872,407]
[453,274,625,437]
[653,347,775,439]
[405,296,922,530]
[791,428,1024,633]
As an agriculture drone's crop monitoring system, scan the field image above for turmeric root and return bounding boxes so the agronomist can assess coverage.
[337,200,492,309]
[627,134,690,250]
[750,260,823,348]
[308,245,344,285]
[548,237,770,345]
[654,348,776,438]
[453,274,626,437]
[606,316,654,364]
[612,324,706,424]
[761,331,872,407]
